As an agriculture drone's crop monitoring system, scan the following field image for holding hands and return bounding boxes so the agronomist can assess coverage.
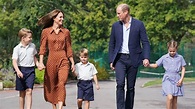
[71,64,75,73]
[37,62,45,71]
[143,59,150,67]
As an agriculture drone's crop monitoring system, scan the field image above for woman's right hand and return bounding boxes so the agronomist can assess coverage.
[38,62,45,71]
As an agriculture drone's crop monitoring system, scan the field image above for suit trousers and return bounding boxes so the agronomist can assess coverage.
[115,53,138,109]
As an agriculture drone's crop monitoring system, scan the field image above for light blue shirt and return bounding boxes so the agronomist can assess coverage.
[156,53,186,74]
[12,42,37,67]
[119,17,132,54]
[75,62,98,80]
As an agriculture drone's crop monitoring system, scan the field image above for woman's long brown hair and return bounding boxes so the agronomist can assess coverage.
[37,9,64,29]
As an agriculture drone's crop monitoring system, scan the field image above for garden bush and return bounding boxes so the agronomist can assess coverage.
[0,68,15,88]
[90,59,110,80]
[3,80,15,88]
[0,58,111,88]
[35,69,44,84]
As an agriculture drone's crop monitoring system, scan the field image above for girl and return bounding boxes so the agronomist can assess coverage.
[148,40,186,109]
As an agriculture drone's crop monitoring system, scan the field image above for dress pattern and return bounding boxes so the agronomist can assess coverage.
[39,27,73,106]
[156,53,186,96]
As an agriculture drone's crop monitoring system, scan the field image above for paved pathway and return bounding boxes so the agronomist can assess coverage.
[0,78,195,109]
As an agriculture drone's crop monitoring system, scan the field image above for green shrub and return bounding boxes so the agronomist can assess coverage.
[0,68,15,88]
[96,66,110,80]
[3,80,15,88]
[34,59,111,84]
[90,59,110,80]
[35,69,44,84]
[0,72,5,81]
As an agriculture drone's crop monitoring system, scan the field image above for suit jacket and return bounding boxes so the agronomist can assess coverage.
[108,17,150,67]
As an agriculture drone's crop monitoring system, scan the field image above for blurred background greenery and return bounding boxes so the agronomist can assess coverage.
[0,0,194,88]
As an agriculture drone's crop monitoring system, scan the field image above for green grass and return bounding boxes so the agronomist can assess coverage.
[143,78,195,87]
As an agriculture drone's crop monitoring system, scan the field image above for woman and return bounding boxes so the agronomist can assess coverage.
[37,9,75,109]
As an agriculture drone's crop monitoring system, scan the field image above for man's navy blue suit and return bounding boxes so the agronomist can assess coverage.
[109,17,150,109]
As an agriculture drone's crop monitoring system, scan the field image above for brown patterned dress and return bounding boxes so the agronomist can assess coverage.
[39,27,73,106]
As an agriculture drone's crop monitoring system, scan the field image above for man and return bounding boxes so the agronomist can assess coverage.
[108,3,150,109]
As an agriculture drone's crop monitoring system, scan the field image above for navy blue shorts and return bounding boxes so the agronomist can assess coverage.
[15,66,35,91]
[77,80,94,101]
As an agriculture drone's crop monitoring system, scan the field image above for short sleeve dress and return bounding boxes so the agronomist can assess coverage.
[156,53,186,96]
[39,27,73,106]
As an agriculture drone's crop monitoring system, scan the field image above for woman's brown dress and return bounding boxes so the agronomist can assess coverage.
[39,27,73,106]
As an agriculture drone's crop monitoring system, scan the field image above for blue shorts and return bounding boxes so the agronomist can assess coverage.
[15,66,35,91]
[77,80,94,101]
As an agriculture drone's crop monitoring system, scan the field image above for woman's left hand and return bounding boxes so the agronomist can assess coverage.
[71,64,75,72]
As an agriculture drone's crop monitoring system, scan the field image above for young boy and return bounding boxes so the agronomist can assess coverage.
[73,48,100,109]
[12,28,39,109]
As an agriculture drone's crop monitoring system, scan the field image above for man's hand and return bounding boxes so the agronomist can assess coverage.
[143,59,149,67]
[110,63,115,70]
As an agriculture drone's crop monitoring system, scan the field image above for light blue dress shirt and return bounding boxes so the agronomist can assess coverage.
[119,17,132,54]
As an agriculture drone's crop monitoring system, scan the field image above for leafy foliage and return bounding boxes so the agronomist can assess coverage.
[126,0,195,45]
[34,69,44,84]
[89,59,110,80]
[3,80,15,88]
[0,68,15,88]
[67,0,124,53]
[0,1,194,79]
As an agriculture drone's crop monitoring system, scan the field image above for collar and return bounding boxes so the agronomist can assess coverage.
[79,61,90,66]
[119,15,132,24]
[122,16,132,24]
[165,53,179,58]
[19,42,31,48]
[48,26,65,34]
[129,16,132,24]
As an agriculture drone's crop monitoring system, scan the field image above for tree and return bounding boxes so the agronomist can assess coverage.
[125,0,195,46]
[0,0,79,67]
[68,0,120,53]
[1,0,194,68]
